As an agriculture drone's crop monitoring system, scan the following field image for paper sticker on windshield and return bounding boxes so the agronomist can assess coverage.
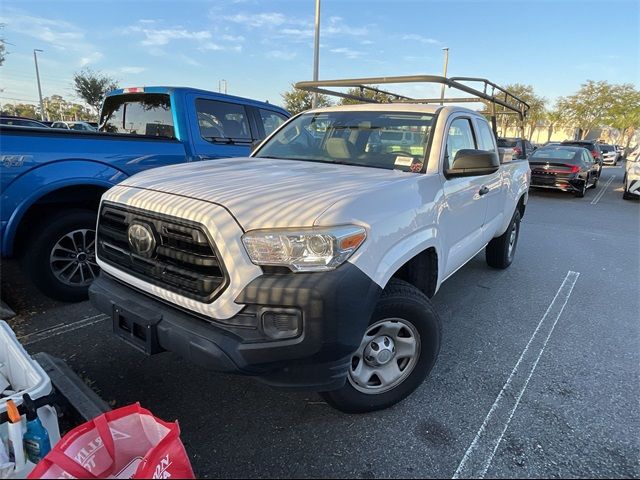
[394,156,414,167]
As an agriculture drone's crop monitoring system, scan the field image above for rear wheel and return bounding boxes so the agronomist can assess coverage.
[22,209,99,302]
[574,178,587,198]
[320,279,441,413]
[486,209,521,269]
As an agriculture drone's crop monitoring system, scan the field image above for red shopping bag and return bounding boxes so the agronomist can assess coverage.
[29,403,195,479]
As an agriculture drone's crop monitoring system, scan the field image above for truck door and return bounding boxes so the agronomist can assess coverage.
[440,116,489,278]
[473,117,505,244]
[186,94,256,160]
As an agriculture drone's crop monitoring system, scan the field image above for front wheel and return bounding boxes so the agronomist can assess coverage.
[22,209,99,302]
[320,279,441,413]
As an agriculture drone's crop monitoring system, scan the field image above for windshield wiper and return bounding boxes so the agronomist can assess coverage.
[256,156,346,165]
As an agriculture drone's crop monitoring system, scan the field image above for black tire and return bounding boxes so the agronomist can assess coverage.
[573,179,587,198]
[623,187,634,200]
[486,209,521,269]
[22,209,99,302]
[320,279,441,413]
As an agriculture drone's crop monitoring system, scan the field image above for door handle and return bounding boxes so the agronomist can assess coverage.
[479,186,490,196]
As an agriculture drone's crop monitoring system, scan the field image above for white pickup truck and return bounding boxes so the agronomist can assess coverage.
[90,93,530,413]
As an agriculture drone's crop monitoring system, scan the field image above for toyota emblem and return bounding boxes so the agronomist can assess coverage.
[127,223,156,257]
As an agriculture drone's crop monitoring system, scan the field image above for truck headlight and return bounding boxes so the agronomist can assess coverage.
[242,226,366,272]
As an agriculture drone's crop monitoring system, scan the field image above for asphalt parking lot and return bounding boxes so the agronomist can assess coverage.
[1,165,638,478]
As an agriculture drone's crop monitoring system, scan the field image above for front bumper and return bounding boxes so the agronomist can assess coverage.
[89,263,381,391]
[626,176,640,196]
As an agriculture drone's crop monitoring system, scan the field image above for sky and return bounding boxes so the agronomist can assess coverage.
[0,0,638,109]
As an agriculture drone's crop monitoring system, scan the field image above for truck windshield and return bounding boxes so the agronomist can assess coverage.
[100,93,175,138]
[255,111,434,172]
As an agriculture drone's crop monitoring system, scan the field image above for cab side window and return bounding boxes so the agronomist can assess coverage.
[476,120,496,152]
[446,118,476,169]
[196,99,252,143]
[259,109,288,137]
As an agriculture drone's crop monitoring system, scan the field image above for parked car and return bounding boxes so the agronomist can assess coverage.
[529,146,599,197]
[0,116,49,128]
[598,143,618,165]
[623,150,640,200]
[615,144,626,159]
[497,137,535,158]
[51,121,98,132]
[0,86,290,301]
[89,102,530,413]
[561,140,604,172]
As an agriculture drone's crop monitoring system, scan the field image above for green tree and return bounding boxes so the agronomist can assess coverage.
[73,69,119,114]
[1,103,38,118]
[339,86,396,105]
[281,84,332,115]
[498,84,547,140]
[606,84,640,148]
[556,80,615,139]
[0,24,6,66]
[544,108,565,142]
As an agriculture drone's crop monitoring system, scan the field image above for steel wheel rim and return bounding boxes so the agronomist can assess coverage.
[507,221,518,260]
[348,318,421,395]
[49,229,98,286]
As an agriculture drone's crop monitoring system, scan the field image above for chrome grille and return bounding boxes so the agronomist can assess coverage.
[97,203,227,302]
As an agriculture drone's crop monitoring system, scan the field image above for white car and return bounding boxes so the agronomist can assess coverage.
[599,144,618,165]
[623,148,640,199]
[89,98,530,413]
[51,121,97,132]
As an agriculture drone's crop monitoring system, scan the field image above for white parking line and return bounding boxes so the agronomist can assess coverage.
[19,313,108,346]
[452,270,580,479]
[591,175,615,205]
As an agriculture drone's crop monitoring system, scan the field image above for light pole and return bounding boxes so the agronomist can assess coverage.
[33,49,46,121]
[440,47,449,105]
[312,0,321,108]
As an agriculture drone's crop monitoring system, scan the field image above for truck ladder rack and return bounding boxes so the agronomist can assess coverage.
[294,75,529,138]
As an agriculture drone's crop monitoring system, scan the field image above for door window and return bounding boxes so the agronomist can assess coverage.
[476,119,496,151]
[196,99,252,143]
[446,118,476,169]
[259,109,288,137]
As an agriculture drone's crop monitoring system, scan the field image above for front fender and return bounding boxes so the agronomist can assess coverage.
[350,225,443,291]
[1,160,127,256]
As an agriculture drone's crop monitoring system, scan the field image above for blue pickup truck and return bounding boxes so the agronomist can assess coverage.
[0,86,289,301]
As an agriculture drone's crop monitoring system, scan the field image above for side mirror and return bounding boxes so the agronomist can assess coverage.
[445,149,500,178]
[250,139,262,154]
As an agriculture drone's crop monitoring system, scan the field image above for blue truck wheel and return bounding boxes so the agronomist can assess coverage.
[22,209,99,302]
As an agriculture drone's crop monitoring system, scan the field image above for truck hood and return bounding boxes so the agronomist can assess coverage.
[120,157,413,230]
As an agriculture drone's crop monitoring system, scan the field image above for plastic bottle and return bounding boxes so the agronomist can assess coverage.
[5,399,26,470]
[22,394,51,464]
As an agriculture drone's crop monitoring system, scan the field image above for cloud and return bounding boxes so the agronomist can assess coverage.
[325,16,368,36]
[125,25,211,46]
[223,12,287,28]
[401,34,441,45]
[120,66,147,74]
[329,47,363,59]
[360,40,374,45]
[0,7,102,64]
[79,52,103,67]
[267,50,297,61]
[179,54,202,67]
